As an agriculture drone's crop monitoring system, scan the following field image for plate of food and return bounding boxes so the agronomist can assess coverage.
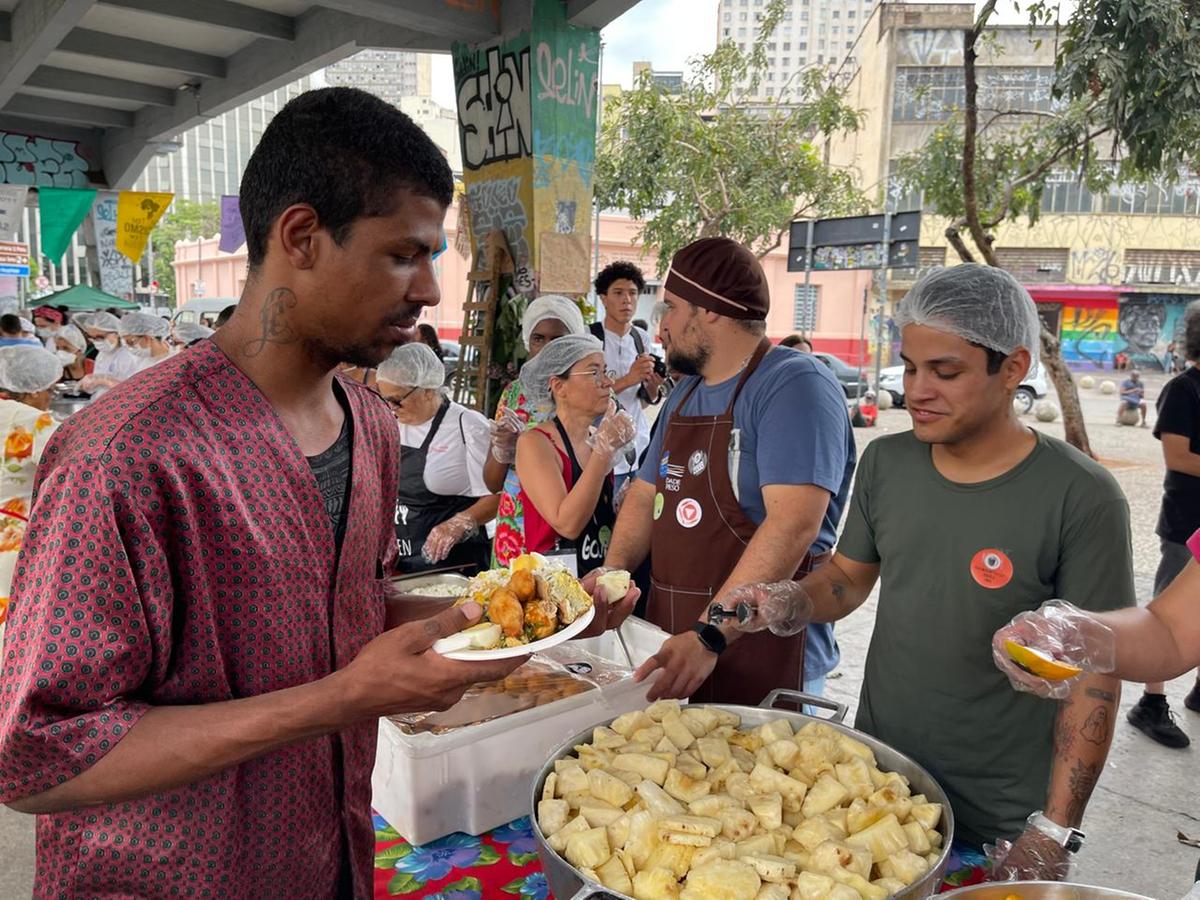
[433,555,631,661]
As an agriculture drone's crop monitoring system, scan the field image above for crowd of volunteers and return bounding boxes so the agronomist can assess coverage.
[0,84,1194,898]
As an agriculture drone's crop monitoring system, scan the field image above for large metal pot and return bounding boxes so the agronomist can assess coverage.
[530,689,956,900]
[940,883,1153,899]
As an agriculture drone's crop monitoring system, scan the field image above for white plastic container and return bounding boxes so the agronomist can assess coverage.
[371,616,670,845]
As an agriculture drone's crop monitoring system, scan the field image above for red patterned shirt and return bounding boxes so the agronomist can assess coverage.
[0,341,398,898]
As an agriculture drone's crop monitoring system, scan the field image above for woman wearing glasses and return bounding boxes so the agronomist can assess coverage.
[377,342,498,575]
[515,334,636,576]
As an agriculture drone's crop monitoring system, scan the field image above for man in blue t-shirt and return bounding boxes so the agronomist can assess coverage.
[595,237,855,704]
[0,313,41,348]
[1118,369,1147,427]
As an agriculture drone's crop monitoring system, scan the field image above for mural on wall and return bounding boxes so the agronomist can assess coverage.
[0,131,97,187]
[1117,294,1195,372]
[896,29,963,66]
[1058,303,1119,369]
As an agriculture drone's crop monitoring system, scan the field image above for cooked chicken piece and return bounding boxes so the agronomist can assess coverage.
[525,598,559,640]
[508,569,537,603]
[487,587,525,638]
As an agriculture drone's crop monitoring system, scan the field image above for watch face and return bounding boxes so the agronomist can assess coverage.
[1066,831,1085,853]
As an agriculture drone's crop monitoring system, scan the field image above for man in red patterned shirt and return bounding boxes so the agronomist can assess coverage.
[0,88,523,898]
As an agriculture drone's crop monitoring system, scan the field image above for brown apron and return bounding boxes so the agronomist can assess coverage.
[647,339,825,705]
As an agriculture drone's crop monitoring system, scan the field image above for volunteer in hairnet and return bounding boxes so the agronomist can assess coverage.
[118,311,172,373]
[53,323,93,387]
[514,334,634,576]
[715,264,1133,883]
[76,312,139,396]
[378,343,497,575]
[172,320,214,348]
[0,346,62,631]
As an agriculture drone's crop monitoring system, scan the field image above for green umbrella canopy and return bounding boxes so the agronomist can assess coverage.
[34,284,140,311]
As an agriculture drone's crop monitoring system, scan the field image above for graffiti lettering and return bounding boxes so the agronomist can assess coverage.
[1124,263,1200,288]
[555,200,577,234]
[897,29,962,66]
[466,176,531,269]
[535,40,597,120]
[457,45,532,170]
[0,132,89,188]
[95,196,133,296]
[1065,306,1115,368]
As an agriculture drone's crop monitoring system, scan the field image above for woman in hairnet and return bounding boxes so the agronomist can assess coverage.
[118,311,172,373]
[485,295,587,566]
[52,323,94,392]
[515,334,635,576]
[377,342,497,575]
[77,312,140,396]
[171,321,214,349]
[0,346,62,630]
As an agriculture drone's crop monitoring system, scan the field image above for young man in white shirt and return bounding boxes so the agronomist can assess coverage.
[591,261,666,490]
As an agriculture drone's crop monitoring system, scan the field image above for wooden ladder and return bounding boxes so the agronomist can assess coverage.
[451,229,514,413]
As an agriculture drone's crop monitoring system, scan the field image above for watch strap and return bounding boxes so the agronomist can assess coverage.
[1030,811,1085,853]
[690,622,727,655]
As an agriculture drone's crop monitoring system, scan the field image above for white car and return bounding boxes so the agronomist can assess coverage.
[877,364,1049,414]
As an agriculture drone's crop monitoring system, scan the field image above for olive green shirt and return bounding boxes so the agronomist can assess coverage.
[838,430,1134,848]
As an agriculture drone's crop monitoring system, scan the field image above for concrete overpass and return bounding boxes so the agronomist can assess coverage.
[0,0,638,189]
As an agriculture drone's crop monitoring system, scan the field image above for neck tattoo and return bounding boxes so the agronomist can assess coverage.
[244,288,299,357]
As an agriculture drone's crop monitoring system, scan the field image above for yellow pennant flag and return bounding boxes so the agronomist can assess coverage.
[116,191,173,262]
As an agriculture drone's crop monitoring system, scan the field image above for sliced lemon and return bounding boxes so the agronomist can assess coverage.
[1004,640,1082,680]
[511,554,539,573]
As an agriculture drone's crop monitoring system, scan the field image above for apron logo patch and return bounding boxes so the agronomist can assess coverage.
[665,477,682,492]
[688,450,708,475]
[653,492,665,520]
[970,548,1013,590]
[676,498,703,529]
[659,453,670,478]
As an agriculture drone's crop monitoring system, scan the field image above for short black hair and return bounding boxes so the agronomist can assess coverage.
[240,87,453,268]
[779,333,812,350]
[632,318,649,332]
[0,313,20,335]
[595,261,646,296]
[969,341,1009,375]
[215,304,237,328]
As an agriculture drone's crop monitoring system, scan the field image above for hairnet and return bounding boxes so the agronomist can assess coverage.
[57,323,87,351]
[173,321,213,344]
[518,334,603,409]
[17,317,34,334]
[377,342,446,390]
[0,345,63,393]
[894,264,1041,358]
[119,311,171,339]
[522,294,586,351]
[79,311,122,334]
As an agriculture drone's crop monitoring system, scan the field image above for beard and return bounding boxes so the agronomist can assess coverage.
[668,342,709,377]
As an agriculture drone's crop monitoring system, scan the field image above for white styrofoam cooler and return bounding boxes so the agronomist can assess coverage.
[371,616,671,846]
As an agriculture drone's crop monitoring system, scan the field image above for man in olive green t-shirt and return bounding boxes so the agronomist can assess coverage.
[720,265,1130,881]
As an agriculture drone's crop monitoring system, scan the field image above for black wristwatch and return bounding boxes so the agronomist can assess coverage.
[691,622,727,656]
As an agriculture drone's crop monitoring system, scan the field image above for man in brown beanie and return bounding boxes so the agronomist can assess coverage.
[591,237,855,704]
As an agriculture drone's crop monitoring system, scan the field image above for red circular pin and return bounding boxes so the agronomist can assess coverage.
[970,548,1013,589]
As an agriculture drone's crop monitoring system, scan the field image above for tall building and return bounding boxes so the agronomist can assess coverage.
[718,0,877,99]
[632,61,684,93]
[399,96,463,176]
[325,51,431,107]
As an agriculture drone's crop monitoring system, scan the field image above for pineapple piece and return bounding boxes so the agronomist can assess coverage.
[769,827,792,856]
[748,792,783,831]
[909,793,928,805]
[730,745,758,773]
[707,759,741,790]
[624,740,656,755]
[709,707,741,728]
[592,726,628,750]
[565,826,612,869]
[541,772,558,802]
[646,700,682,721]
[680,706,718,736]
[679,859,761,900]
[829,868,886,900]
[557,765,590,796]
[616,848,636,877]
[801,774,849,817]
[692,836,737,867]
[589,769,635,808]
[834,759,873,800]
[926,850,941,867]
[614,753,671,786]
[609,768,645,788]
[873,877,908,894]
[632,867,681,900]
[781,809,806,829]
[663,831,713,848]
[909,802,943,831]
[827,887,863,900]
[547,814,591,854]
[716,806,759,841]
[808,840,871,879]
[688,793,742,817]
[580,798,626,829]
[903,820,931,854]
[632,725,666,746]
[696,736,732,769]
[725,773,757,803]
[886,848,931,884]
[564,789,593,809]
[674,756,708,783]
[846,798,888,834]
[612,710,654,737]
[792,817,842,851]
[926,826,944,848]
[755,746,775,770]
[780,840,810,868]
[765,739,800,769]
[607,812,632,851]
[625,809,663,869]
[822,808,849,834]
[835,733,876,765]
[709,725,738,740]
[650,750,679,768]
[596,854,634,895]
[538,798,571,836]
[755,884,790,900]
[728,729,763,754]
[734,833,776,859]
[577,749,614,772]
[758,718,793,745]
[554,757,582,774]
[655,736,681,755]
[646,841,696,879]
[749,764,807,806]
[793,871,836,900]
[658,814,723,838]
[845,813,908,864]
[741,854,796,883]
[867,784,912,823]
[662,711,697,750]
[665,768,712,804]
[636,780,687,816]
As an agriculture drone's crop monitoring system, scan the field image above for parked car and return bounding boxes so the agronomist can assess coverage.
[810,351,872,399]
[878,364,1048,413]
[173,297,237,328]
[439,340,461,383]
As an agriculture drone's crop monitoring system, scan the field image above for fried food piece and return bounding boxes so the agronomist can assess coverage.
[487,587,525,637]
[509,568,537,603]
[525,597,559,640]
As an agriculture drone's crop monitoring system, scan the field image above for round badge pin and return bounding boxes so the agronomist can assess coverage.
[970,548,1013,589]
[653,492,665,520]
[676,498,703,529]
[688,450,708,476]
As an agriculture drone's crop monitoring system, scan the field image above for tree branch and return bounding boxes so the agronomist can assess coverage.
[961,18,1000,266]
[945,223,977,263]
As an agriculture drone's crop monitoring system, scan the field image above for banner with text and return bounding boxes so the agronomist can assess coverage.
[116,191,172,263]
[0,186,29,236]
[95,193,134,296]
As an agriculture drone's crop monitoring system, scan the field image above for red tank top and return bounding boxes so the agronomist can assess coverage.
[518,429,573,554]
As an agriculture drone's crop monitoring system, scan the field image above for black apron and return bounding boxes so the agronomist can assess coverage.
[395,400,491,575]
[547,417,616,577]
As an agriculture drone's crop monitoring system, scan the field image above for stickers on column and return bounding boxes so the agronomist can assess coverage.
[970,548,1013,589]
[676,498,703,529]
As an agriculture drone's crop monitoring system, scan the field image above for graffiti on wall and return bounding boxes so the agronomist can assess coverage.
[1118,295,1194,372]
[465,176,531,275]
[0,132,93,187]
[455,43,532,171]
[897,29,962,66]
[1059,304,1119,369]
[95,194,133,297]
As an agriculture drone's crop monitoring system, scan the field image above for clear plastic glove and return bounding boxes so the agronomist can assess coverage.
[709,581,814,637]
[587,400,636,460]
[489,407,523,464]
[991,600,1117,700]
[987,816,1072,882]
[421,512,479,565]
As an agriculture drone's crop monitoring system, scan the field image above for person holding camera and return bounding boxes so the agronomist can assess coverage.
[592,261,667,491]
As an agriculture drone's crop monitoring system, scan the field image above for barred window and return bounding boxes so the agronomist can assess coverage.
[793,284,819,332]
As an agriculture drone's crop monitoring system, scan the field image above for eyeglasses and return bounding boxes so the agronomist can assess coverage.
[381,386,420,411]
[566,368,616,386]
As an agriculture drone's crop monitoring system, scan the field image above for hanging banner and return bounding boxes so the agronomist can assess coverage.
[95,192,133,297]
[0,186,29,235]
[116,191,172,263]
[39,186,96,263]
[218,195,245,253]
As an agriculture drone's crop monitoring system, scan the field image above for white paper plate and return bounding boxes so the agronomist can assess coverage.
[434,604,596,661]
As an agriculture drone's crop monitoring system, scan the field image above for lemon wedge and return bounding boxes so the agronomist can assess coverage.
[1004,640,1082,680]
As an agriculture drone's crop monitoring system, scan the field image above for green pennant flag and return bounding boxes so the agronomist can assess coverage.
[39,187,97,263]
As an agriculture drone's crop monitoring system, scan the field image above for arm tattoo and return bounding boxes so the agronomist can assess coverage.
[244,288,298,357]
[1080,706,1111,746]
[1065,760,1102,825]
[831,581,847,603]
[1085,687,1115,702]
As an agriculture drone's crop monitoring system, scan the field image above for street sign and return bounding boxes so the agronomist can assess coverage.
[0,240,30,277]
[788,212,921,272]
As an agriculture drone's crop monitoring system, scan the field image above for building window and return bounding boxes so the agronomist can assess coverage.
[994,247,1069,283]
[832,9,839,17]
[892,66,964,121]
[793,285,819,331]
[848,9,856,17]
[738,27,746,35]
[799,41,807,49]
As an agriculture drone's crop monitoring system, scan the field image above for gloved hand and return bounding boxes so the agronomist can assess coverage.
[712,581,814,637]
[489,407,524,464]
[987,815,1072,882]
[991,600,1116,700]
[587,400,636,460]
[421,513,479,565]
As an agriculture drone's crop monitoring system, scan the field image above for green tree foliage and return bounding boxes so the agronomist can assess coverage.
[595,0,867,274]
[150,198,221,304]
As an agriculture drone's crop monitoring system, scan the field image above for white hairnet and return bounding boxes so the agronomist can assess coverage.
[119,311,171,339]
[57,323,87,351]
[17,317,34,335]
[894,264,1041,358]
[173,321,213,344]
[377,342,446,389]
[79,311,121,333]
[518,334,604,409]
[522,294,586,351]
[0,345,63,393]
